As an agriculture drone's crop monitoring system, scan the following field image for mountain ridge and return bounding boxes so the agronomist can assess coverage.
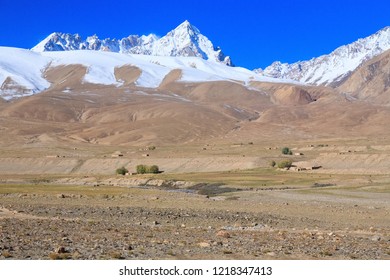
[2,23,390,102]
[255,26,390,86]
[30,23,390,88]
[32,20,233,66]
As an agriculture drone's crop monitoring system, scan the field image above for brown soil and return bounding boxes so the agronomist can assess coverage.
[0,181,389,260]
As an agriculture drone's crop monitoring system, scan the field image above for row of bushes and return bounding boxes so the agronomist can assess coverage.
[116,164,160,175]
[136,164,159,174]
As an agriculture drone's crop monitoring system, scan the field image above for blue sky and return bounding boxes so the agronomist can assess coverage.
[1,0,389,69]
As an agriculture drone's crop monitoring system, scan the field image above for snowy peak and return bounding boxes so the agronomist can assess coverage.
[256,26,390,86]
[151,20,232,65]
[33,32,123,52]
[31,21,232,66]
[32,32,85,52]
[173,20,201,36]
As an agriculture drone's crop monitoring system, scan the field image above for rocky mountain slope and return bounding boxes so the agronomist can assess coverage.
[255,26,390,86]
[32,21,232,66]
[337,49,390,105]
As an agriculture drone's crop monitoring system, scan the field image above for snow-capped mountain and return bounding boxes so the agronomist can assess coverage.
[1,46,288,100]
[32,21,232,66]
[150,20,232,66]
[255,26,390,86]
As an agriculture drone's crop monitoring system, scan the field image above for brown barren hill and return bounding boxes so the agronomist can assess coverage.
[271,85,314,106]
[337,49,390,105]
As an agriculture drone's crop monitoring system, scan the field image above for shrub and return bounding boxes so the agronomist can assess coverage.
[136,164,160,174]
[149,165,159,174]
[116,166,128,175]
[136,164,147,174]
[282,147,292,155]
[277,159,293,169]
[269,160,276,167]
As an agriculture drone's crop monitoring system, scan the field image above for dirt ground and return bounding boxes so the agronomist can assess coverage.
[0,139,389,260]
[0,176,389,260]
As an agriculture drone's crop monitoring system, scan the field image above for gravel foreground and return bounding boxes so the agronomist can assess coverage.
[0,186,389,260]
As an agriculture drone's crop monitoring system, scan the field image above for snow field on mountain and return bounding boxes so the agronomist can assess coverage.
[305,53,371,85]
[133,55,265,83]
[1,47,289,99]
[0,47,51,96]
[42,51,171,87]
[43,50,265,87]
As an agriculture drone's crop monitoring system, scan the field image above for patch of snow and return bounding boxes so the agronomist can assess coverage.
[0,47,297,99]
[0,47,51,99]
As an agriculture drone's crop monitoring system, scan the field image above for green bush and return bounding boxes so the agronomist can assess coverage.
[116,166,128,175]
[149,165,159,174]
[136,164,147,174]
[277,159,293,169]
[269,160,276,167]
[282,147,292,155]
[136,164,160,174]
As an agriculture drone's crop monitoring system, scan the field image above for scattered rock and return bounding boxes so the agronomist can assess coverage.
[216,230,231,238]
[197,242,210,248]
[371,236,381,242]
[56,246,69,254]
[1,186,388,260]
